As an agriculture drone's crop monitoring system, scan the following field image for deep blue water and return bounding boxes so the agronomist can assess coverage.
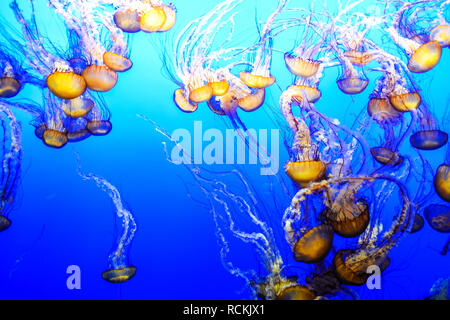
[0,0,449,299]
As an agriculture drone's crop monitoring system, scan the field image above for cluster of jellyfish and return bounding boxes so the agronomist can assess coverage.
[0,0,176,284]
[144,0,450,299]
[0,0,449,298]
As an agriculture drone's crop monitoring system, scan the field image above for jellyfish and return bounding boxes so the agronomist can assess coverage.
[76,153,137,283]
[424,204,450,233]
[409,107,448,151]
[434,163,450,202]
[293,224,334,263]
[0,102,23,232]
[409,214,425,233]
[389,1,443,73]
[426,278,449,300]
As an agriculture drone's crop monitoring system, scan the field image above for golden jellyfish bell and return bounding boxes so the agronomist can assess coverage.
[336,76,369,95]
[344,50,373,67]
[370,147,404,166]
[333,249,368,286]
[367,97,401,123]
[87,120,112,136]
[0,77,21,98]
[434,164,450,203]
[325,200,370,238]
[114,9,141,33]
[46,71,86,100]
[389,92,421,112]
[284,54,321,78]
[285,160,326,185]
[62,97,94,119]
[239,71,275,89]
[82,65,118,92]
[430,25,450,48]
[289,85,322,104]
[237,89,265,112]
[188,84,213,104]
[102,266,136,283]
[408,41,442,73]
[210,80,229,97]
[0,215,11,232]
[293,224,334,263]
[277,285,316,300]
[253,276,298,300]
[174,88,198,113]
[42,129,68,149]
[140,7,166,33]
[103,52,132,72]
[158,5,176,32]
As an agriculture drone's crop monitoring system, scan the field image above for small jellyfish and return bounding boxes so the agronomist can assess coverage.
[407,41,442,73]
[46,71,87,100]
[343,50,374,67]
[82,65,118,92]
[389,92,421,112]
[0,77,22,98]
[140,6,167,33]
[293,224,334,263]
[285,160,326,185]
[210,80,229,97]
[103,52,132,72]
[277,285,316,300]
[173,88,198,113]
[370,147,404,166]
[66,118,90,143]
[102,266,137,284]
[158,5,177,32]
[42,129,68,149]
[0,215,11,232]
[284,54,321,78]
[188,84,213,104]
[426,278,449,300]
[325,200,370,238]
[62,97,94,119]
[434,164,450,203]
[424,204,450,233]
[409,214,424,233]
[239,71,275,89]
[237,89,266,112]
[367,98,402,124]
[410,130,448,150]
[86,120,112,136]
[336,71,369,95]
[289,85,322,104]
[114,9,141,33]
[430,25,450,48]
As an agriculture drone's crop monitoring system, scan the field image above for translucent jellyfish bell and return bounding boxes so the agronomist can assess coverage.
[42,129,68,149]
[239,71,275,89]
[173,88,198,113]
[336,73,369,95]
[430,25,450,48]
[82,65,118,92]
[289,85,322,104]
[333,249,369,286]
[409,214,424,233]
[343,50,374,67]
[188,85,213,104]
[140,6,167,33]
[293,224,334,263]
[0,215,11,232]
[46,71,87,100]
[424,204,450,233]
[210,80,229,97]
[285,160,326,185]
[114,9,141,33]
[277,285,316,300]
[284,54,321,78]
[434,164,450,202]
[389,92,421,112]
[408,41,442,73]
[410,130,448,150]
[367,98,401,123]
[103,52,132,72]
[371,147,404,166]
[325,200,370,238]
[62,97,94,119]
[102,266,137,283]
[237,89,265,112]
[0,77,22,98]
[86,120,112,136]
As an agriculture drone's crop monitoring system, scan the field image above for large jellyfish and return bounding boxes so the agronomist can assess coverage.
[0,102,23,232]
[76,153,137,283]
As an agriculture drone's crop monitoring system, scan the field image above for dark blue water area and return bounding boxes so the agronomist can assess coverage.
[0,0,449,299]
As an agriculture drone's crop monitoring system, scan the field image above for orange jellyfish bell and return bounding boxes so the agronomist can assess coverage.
[289,85,322,104]
[103,52,132,72]
[239,71,275,89]
[410,130,448,150]
[62,97,94,119]
[42,129,68,149]
[158,5,177,32]
[389,92,421,112]
[87,120,112,136]
[333,250,368,286]
[408,41,442,73]
[237,89,265,112]
[174,88,198,113]
[0,215,11,232]
[434,164,450,203]
[367,97,401,122]
[277,285,316,300]
[430,25,450,48]
[344,50,373,67]
[102,266,136,283]
[370,147,404,166]
[325,200,370,238]
[285,160,326,185]
[210,80,229,97]
[336,76,369,95]
[188,84,213,104]
[46,71,87,100]
[114,9,141,33]
[284,54,321,78]
[140,6,166,33]
[293,224,334,263]
[0,77,21,98]
[82,65,118,92]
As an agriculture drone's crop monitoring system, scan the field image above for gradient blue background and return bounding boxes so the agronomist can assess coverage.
[0,0,448,299]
